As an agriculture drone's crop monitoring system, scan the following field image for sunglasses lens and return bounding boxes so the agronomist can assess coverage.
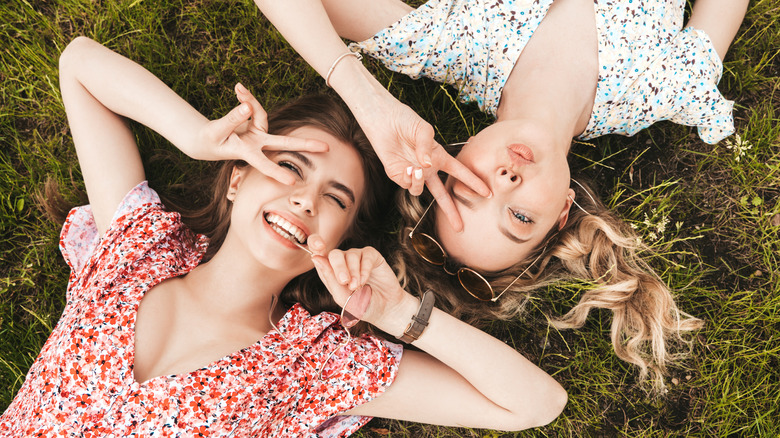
[341,285,372,330]
[411,233,446,265]
[458,269,494,301]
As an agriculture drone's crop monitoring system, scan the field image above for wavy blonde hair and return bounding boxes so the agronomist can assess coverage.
[392,178,702,393]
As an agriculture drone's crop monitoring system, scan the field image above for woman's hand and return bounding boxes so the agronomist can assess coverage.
[193,83,329,185]
[354,96,491,232]
[307,237,416,336]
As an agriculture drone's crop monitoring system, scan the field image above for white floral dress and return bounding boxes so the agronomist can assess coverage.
[0,182,402,438]
[351,0,734,144]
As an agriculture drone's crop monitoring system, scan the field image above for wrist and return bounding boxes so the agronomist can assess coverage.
[375,289,420,338]
[395,289,436,344]
[328,60,394,114]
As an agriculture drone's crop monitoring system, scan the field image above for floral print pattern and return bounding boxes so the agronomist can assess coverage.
[351,0,734,144]
[0,182,402,437]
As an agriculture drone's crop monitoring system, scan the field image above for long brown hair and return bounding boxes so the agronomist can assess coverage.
[41,95,396,332]
[393,177,702,393]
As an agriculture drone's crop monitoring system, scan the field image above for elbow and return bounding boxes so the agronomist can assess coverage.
[59,36,94,78]
[504,380,568,431]
[532,382,568,428]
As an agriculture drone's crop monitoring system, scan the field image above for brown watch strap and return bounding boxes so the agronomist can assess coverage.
[397,289,435,344]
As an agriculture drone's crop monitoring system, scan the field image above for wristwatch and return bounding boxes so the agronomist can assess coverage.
[397,289,435,344]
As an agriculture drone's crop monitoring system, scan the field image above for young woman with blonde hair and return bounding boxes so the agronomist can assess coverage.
[252,0,747,390]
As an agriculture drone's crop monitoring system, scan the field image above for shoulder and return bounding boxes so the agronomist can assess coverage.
[60,181,207,284]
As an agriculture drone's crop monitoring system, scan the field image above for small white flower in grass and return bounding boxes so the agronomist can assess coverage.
[633,208,671,242]
[724,134,753,162]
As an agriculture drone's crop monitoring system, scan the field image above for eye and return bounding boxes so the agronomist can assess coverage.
[278,160,302,178]
[510,207,533,224]
[326,194,347,210]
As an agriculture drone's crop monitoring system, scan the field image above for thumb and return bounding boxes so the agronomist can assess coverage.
[209,102,252,143]
[306,234,327,256]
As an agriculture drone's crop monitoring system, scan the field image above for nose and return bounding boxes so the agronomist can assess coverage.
[289,188,317,216]
[495,166,520,191]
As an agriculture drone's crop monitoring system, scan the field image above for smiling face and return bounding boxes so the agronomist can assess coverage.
[434,120,574,272]
[225,126,365,275]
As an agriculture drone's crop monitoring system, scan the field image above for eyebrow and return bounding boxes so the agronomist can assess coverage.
[280,151,356,205]
[500,226,529,244]
[451,191,474,209]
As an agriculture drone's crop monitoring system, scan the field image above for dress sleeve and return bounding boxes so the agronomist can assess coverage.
[308,333,404,437]
[57,181,207,306]
[584,26,735,144]
[59,181,161,274]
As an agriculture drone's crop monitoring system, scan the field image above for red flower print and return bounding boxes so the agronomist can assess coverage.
[74,393,90,407]
[0,189,401,437]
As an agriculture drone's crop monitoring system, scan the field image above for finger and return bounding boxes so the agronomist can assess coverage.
[438,152,492,198]
[408,167,425,196]
[426,175,464,232]
[359,251,375,287]
[398,165,413,189]
[235,82,268,132]
[260,134,329,153]
[344,250,364,290]
[413,124,435,168]
[328,250,351,286]
[241,152,296,186]
[311,256,343,299]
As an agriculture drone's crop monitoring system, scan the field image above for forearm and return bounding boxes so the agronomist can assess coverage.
[371,294,567,429]
[252,0,394,113]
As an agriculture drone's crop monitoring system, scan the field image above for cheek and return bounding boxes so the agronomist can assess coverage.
[321,211,359,249]
[434,210,529,272]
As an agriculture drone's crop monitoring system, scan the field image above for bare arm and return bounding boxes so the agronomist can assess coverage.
[687,0,749,60]
[310,245,567,430]
[59,37,324,233]
[253,0,492,231]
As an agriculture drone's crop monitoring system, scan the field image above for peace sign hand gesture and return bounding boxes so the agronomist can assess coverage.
[192,83,329,185]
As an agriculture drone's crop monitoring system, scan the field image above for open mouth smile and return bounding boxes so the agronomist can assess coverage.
[264,212,308,245]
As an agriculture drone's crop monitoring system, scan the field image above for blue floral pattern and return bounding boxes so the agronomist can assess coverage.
[351,0,734,144]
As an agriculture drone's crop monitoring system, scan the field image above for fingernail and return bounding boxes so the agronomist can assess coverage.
[338,273,349,284]
[239,103,249,115]
[406,166,413,176]
[414,168,423,179]
[236,82,247,93]
[423,155,432,166]
[349,279,358,290]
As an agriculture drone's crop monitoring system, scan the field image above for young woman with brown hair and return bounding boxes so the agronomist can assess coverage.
[0,36,566,437]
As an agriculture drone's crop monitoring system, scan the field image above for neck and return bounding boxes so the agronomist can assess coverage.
[181,237,298,324]
[497,67,591,140]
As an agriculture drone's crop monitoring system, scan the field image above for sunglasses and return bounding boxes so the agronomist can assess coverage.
[408,201,543,302]
[268,288,364,379]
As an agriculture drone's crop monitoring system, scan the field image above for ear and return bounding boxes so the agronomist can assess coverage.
[557,188,576,230]
[226,166,246,201]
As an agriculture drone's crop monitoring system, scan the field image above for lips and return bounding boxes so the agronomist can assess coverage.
[264,212,308,244]
[507,143,535,168]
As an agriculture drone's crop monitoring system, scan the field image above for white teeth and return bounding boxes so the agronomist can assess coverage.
[265,213,307,244]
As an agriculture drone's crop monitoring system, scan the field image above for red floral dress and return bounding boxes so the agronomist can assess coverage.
[0,182,402,437]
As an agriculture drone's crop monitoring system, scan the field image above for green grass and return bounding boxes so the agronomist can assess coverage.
[1,0,778,436]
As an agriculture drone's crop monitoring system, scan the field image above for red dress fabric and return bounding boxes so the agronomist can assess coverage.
[0,182,402,437]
